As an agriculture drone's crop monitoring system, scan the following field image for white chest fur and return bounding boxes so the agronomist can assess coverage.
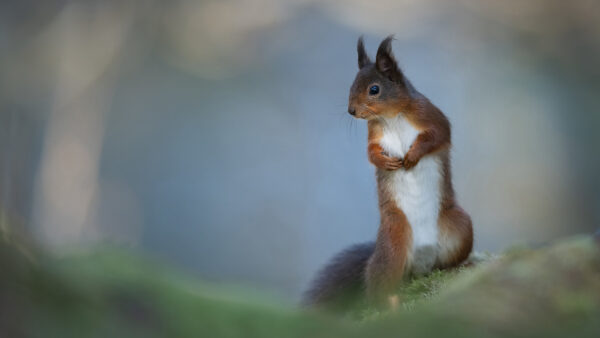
[378,115,442,276]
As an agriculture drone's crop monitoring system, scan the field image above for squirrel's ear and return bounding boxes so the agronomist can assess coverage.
[375,35,403,82]
[357,36,371,69]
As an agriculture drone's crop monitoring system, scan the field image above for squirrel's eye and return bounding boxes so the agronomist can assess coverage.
[369,85,380,95]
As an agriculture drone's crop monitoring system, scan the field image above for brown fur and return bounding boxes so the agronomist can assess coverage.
[302,36,473,311]
[437,205,473,267]
[350,36,473,304]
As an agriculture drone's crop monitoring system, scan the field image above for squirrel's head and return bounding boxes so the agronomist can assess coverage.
[348,36,411,120]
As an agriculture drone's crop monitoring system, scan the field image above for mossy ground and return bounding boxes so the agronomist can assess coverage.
[1,225,599,338]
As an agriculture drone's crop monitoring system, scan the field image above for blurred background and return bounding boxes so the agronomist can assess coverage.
[1,0,599,302]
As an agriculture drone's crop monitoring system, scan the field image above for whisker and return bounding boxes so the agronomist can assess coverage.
[347,114,354,137]
[337,110,347,123]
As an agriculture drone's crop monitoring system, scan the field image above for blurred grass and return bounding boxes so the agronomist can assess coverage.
[1,222,599,338]
[0,238,348,338]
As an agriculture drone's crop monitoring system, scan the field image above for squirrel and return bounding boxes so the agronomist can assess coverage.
[303,36,473,310]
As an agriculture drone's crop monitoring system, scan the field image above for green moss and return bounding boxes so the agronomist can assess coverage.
[396,268,464,310]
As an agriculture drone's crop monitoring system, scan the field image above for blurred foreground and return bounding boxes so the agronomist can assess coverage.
[2,221,599,337]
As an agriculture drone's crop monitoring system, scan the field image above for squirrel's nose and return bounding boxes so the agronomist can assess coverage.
[348,107,356,116]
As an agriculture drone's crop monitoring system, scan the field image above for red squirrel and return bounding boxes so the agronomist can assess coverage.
[303,36,473,310]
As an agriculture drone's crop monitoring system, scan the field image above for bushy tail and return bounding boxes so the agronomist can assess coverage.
[302,242,375,311]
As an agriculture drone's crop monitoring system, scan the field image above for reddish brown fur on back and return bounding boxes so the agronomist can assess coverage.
[437,150,473,267]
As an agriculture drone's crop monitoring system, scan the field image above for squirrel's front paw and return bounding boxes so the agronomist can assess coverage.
[369,149,403,170]
[382,157,403,171]
[402,152,420,170]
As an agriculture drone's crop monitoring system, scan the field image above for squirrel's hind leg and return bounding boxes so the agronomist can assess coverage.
[365,204,411,305]
[436,206,473,268]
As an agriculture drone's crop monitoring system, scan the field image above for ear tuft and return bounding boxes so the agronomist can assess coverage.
[375,35,403,82]
[357,36,371,69]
